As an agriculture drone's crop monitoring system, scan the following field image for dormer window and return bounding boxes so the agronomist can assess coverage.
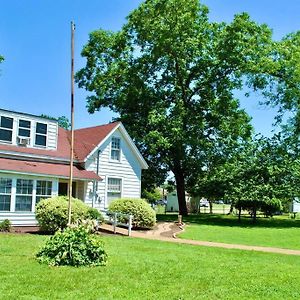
[0,116,13,143]
[18,120,31,137]
[35,122,47,147]
[111,137,121,161]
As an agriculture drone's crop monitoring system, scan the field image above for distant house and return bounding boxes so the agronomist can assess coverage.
[0,108,148,226]
[166,191,190,212]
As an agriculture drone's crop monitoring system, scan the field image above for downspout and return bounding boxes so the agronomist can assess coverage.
[92,149,101,208]
[96,150,101,192]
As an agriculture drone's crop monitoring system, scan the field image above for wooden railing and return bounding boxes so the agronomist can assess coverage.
[105,211,133,236]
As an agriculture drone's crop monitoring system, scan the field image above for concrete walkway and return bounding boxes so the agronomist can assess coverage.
[100,222,300,256]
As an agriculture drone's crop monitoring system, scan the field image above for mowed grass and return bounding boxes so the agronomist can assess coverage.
[172,214,300,250]
[1,233,300,299]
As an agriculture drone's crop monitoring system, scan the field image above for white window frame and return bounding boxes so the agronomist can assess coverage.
[0,116,14,143]
[106,177,122,207]
[35,180,52,205]
[110,137,121,161]
[0,175,58,213]
[0,178,12,211]
[35,122,48,148]
[15,179,34,212]
[18,119,31,138]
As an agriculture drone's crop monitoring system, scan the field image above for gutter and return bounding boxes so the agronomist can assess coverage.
[0,150,77,164]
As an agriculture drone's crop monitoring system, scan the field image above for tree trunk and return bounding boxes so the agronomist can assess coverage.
[227,202,234,215]
[238,207,241,222]
[209,199,213,214]
[174,169,188,216]
[252,208,257,223]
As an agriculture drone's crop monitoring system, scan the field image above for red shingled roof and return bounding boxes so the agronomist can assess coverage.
[74,122,120,161]
[0,122,120,162]
[0,127,71,160]
[0,157,101,180]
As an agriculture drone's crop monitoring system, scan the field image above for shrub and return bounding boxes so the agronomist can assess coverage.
[235,198,283,221]
[260,198,282,217]
[108,198,156,228]
[86,207,104,223]
[0,219,11,232]
[36,225,107,267]
[35,196,103,233]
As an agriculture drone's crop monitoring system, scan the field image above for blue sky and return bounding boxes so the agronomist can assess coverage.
[0,0,299,135]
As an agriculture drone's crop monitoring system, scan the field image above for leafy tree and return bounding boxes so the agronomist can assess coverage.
[224,135,300,221]
[142,187,162,204]
[76,0,288,215]
[188,141,247,214]
[248,31,300,134]
[40,114,71,130]
[57,116,71,130]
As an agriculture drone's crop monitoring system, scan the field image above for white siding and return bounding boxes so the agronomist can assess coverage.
[85,128,142,210]
[0,109,58,150]
[47,122,58,150]
[0,212,37,226]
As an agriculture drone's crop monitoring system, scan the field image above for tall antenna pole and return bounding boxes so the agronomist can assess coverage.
[68,21,75,225]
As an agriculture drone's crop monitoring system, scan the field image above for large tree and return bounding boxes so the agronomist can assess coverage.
[76,0,287,215]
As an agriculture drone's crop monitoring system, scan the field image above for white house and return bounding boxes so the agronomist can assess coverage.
[0,108,148,226]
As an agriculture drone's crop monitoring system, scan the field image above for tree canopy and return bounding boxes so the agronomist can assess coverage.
[40,115,71,130]
[76,0,297,215]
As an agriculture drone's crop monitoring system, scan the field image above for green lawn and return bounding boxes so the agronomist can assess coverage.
[172,214,300,250]
[1,233,300,299]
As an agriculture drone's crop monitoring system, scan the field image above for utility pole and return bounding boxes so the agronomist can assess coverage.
[68,21,75,225]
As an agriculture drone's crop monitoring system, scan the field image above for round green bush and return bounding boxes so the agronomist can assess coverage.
[35,196,103,233]
[36,225,107,267]
[108,198,156,228]
[86,207,104,223]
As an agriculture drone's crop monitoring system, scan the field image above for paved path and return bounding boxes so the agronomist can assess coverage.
[99,222,300,256]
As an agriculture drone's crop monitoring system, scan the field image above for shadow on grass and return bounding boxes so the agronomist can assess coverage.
[157,213,300,229]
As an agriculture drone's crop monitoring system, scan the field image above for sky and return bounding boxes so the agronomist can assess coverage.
[0,0,299,135]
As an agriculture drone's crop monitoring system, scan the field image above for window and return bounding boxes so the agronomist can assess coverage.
[35,122,47,147]
[111,137,121,161]
[107,178,121,205]
[15,179,33,211]
[0,116,13,142]
[0,178,12,211]
[36,180,52,204]
[18,119,31,137]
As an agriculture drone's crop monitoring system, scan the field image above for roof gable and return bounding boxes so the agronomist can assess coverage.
[84,123,148,169]
[73,122,120,161]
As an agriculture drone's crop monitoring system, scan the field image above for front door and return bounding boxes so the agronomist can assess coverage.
[58,182,76,198]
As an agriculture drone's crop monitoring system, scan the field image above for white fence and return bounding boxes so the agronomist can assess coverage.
[105,211,133,236]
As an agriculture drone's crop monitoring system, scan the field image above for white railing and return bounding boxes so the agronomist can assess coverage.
[106,211,133,236]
